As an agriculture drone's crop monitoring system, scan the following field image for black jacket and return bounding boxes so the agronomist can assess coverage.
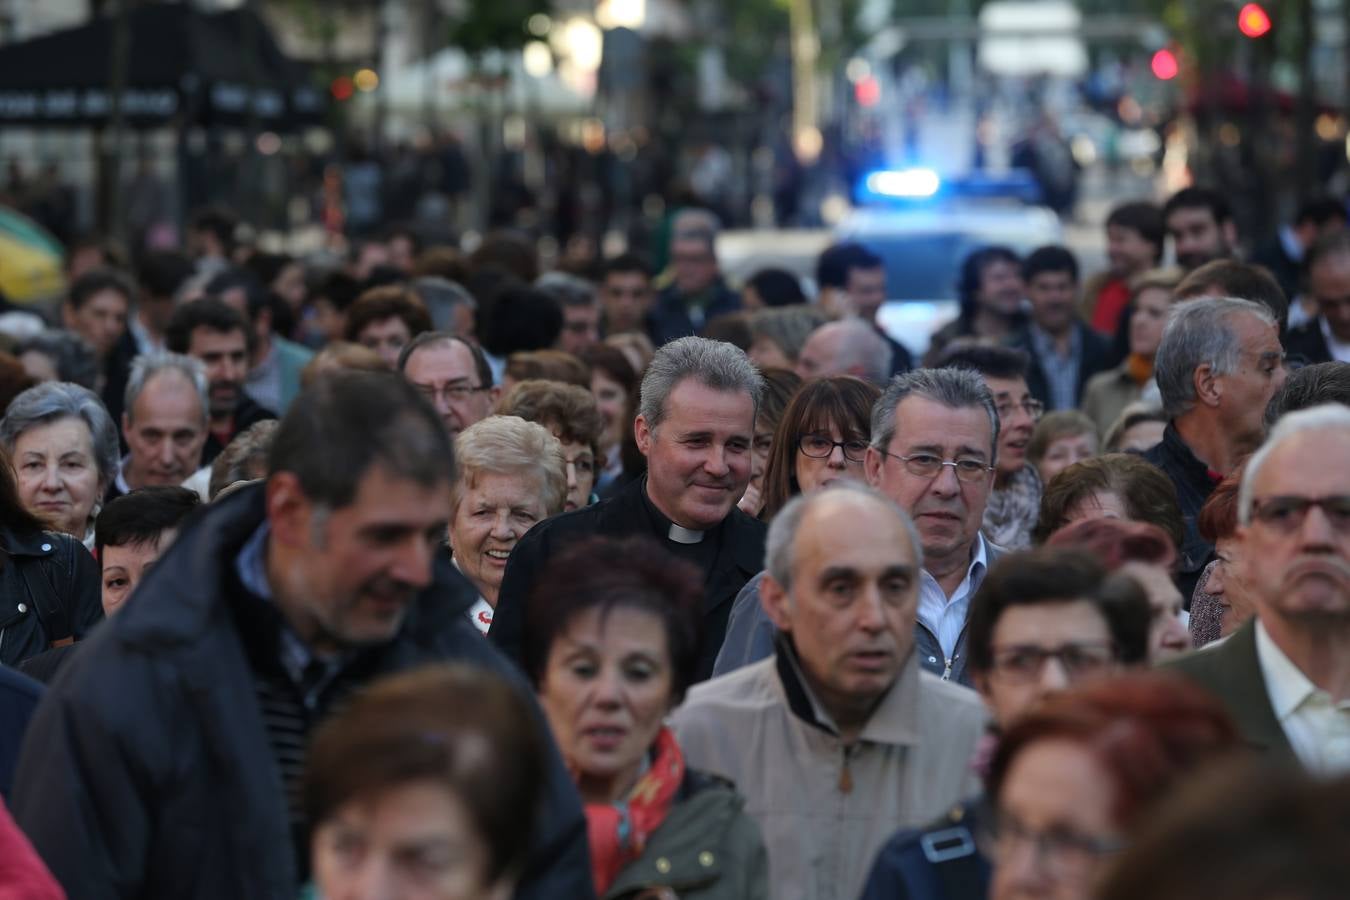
[11,484,593,900]
[647,279,743,346]
[0,526,102,667]
[202,394,277,465]
[490,477,766,682]
[1283,318,1333,366]
[1142,423,1220,600]
[0,664,42,799]
[1007,323,1113,410]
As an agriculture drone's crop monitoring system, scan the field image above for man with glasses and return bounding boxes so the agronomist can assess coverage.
[1167,404,1350,772]
[1145,296,1287,597]
[860,546,1151,899]
[648,210,742,345]
[939,346,1045,550]
[397,332,499,439]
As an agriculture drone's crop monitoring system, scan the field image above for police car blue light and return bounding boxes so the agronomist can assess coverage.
[863,168,941,199]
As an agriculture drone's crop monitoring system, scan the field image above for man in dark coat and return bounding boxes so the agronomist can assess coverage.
[1284,230,1350,367]
[491,336,766,682]
[11,372,592,900]
[1144,296,1286,598]
[647,212,742,345]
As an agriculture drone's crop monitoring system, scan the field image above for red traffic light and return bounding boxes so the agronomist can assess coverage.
[1151,48,1179,80]
[1238,3,1271,38]
[330,76,355,101]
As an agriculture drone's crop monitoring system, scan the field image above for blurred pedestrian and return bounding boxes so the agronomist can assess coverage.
[747,306,826,371]
[742,267,806,310]
[110,353,210,501]
[674,484,988,900]
[648,211,741,344]
[816,243,912,375]
[1079,201,1164,337]
[1174,259,1289,330]
[1080,268,1180,435]
[526,537,770,899]
[795,319,893,387]
[10,371,593,899]
[343,286,433,368]
[1251,195,1345,311]
[1032,453,1184,552]
[1285,230,1350,365]
[1027,410,1098,487]
[1265,360,1350,427]
[496,380,604,512]
[598,253,655,337]
[580,345,640,494]
[1100,403,1165,453]
[14,331,99,390]
[398,332,498,441]
[537,271,601,356]
[739,367,803,518]
[490,337,766,682]
[1163,187,1238,272]
[209,419,279,499]
[925,246,1025,366]
[1191,468,1255,647]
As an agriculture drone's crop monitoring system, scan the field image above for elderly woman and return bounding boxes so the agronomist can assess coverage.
[496,379,605,512]
[304,665,549,900]
[1027,410,1098,487]
[986,673,1240,900]
[1191,469,1255,647]
[1101,402,1167,453]
[0,446,102,666]
[524,537,769,899]
[449,416,566,634]
[1032,453,1184,551]
[1,381,120,548]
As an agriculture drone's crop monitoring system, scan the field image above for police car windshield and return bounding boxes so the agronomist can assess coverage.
[864,232,982,302]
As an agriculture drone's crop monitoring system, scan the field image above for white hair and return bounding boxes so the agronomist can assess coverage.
[1238,404,1350,524]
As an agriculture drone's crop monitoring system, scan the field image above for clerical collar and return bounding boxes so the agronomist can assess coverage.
[668,523,705,544]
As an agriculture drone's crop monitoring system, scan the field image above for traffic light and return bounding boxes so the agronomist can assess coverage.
[1151,48,1179,80]
[1237,3,1271,38]
[330,76,355,101]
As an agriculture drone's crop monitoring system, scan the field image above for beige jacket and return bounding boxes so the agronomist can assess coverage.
[670,650,988,900]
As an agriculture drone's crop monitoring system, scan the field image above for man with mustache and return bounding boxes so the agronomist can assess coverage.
[1166,403,1350,773]
[490,336,766,682]
[1164,186,1239,272]
[673,483,988,900]
[11,372,593,900]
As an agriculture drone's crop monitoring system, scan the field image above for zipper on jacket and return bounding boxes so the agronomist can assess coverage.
[942,656,953,680]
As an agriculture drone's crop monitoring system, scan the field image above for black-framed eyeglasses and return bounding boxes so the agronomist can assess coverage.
[797,433,869,463]
[995,398,1045,422]
[988,642,1118,684]
[1250,495,1350,534]
[413,382,489,405]
[875,450,993,483]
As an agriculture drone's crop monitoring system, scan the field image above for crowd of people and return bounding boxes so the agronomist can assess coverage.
[0,185,1349,900]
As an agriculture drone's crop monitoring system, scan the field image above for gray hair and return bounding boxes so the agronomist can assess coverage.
[0,381,120,488]
[411,276,476,332]
[749,306,826,364]
[15,330,100,390]
[638,336,763,430]
[870,367,1000,463]
[828,318,893,386]
[534,271,597,309]
[1265,361,1350,429]
[210,419,280,499]
[1154,296,1278,418]
[453,415,567,517]
[1238,403,1350,524]
[124,352,210,426]
[765,481,922,591]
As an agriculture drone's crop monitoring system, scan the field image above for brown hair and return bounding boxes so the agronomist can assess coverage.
[0,445,48,533]
[411,246,469,282]
[300,341,391,387]
[496,379,604,458]
[343,286,433,343]
[760,376,880,520]
[580,344,639,396]
[986,672,1241,830]
[0,352,37,414]
[304,664,547,885]
[504,350,590,388]
[1174,260,1288,328]
[1047,516,1178,573]
[1033,453,1184,550]
[1198,464,1244,544]
[1027,409,1098,467]
[756,367,804,439]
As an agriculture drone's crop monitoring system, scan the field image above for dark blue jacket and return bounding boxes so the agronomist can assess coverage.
[0,664,42,799]
[12,484,593,900]
[859,800,990,900]
[647,279,743,345]
[1143,422,1220,600]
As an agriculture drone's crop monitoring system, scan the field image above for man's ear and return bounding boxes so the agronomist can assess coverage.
[760,573,793,633]
[634,414,653,458]
[266,471,312,548]
[864,446,884,487]
[1193,362,1222,409]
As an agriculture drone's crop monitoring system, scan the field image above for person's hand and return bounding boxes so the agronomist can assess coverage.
[737,482,763,518]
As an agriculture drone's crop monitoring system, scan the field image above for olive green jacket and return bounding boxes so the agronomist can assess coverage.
[604,779,769,900]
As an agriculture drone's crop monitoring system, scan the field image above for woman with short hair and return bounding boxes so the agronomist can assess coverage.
[1027,410,1098,487]
[496,379,605,512]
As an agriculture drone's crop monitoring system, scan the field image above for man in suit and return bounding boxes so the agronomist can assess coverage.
[1167,404,1350,772]
[1284,230,1350,366]
[490,336,766,681]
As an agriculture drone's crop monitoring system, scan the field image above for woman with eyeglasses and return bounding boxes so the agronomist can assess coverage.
[985,672,1241,900]
[712,376,880,675]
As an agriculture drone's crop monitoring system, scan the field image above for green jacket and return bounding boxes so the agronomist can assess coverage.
[604,775,768,900]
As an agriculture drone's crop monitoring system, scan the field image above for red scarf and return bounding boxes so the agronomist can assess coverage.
[585,726,685,894]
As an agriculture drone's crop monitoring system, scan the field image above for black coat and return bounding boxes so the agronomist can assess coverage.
[1143,423,1219,600]
[1283,318,1333,366]
[647,279,743,346]
[11,484,593,900]
[490,477,766,682]
[0,526,102,667]
[1007,323,1113,410]
[0,664,42,800]
[202,393,277,466]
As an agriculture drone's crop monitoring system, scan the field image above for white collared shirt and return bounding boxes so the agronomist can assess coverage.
[1255,620,1350,774]
[917,533,988,660]
[1320,316,1350,363]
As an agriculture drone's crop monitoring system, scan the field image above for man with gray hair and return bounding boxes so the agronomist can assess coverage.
[795,318,894,386]
[1166,404,1350,772]
[1144,296,1287,596]
[674,483,987,900]
[109,352,210,501]
[536,270,601,356]
[648,209,743,345]
[490,336,766,680]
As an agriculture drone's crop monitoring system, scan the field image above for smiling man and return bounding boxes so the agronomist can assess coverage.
[673,483,987,900]
[490,336,766,681]
[11,371,594,900]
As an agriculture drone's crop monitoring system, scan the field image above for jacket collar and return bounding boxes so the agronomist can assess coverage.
[773,636,922,746]
[1159,421,1222,488]
[0,524,58,559]
[1203,619,1293,754]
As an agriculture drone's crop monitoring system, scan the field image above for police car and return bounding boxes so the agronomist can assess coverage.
[836,167,1063,359]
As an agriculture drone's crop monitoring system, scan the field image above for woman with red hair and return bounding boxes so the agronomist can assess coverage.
[985,671,1241,900]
